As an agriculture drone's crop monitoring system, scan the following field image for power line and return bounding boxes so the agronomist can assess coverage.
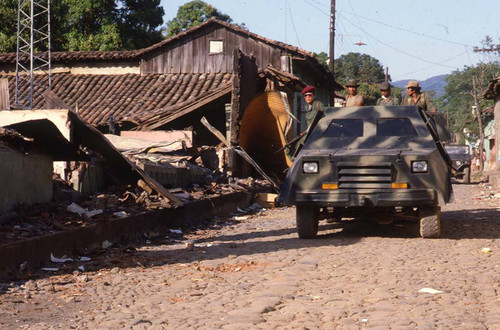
[338,12,460,70]
[301,0,330,16]
[393,51,468,79]
[346,0,381,59]
[286,0,302,48]
[340,9,475,48]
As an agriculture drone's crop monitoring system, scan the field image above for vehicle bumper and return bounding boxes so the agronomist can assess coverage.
[294,189,438,207]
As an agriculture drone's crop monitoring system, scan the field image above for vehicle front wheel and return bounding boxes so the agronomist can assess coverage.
[419,206,441,238]
[296,205,319,239]
[462,167,471,184]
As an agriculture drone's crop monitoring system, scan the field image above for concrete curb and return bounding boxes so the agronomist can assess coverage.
[0,192,251,279]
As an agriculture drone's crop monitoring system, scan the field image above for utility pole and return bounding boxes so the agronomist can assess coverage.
[329,0,336,105]
[15,0,51,110]
[472,76,485,172]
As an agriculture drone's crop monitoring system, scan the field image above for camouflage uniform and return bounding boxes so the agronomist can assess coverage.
[304,100,324,127]
[402,92,434,111]
[287,100,324,161]
[376,95,400,106]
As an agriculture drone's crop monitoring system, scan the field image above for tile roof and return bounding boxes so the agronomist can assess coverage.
[1,72,233,127]
[0,18,315,64]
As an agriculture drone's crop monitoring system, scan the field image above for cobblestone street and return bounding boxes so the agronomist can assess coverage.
[1,183,499,329]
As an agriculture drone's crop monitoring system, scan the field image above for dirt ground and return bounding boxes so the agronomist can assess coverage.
[0,181,499,329]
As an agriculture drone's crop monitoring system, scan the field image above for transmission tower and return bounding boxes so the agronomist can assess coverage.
[15,0,51,110]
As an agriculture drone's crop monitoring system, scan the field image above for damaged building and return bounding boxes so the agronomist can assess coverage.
[0,18,341,213]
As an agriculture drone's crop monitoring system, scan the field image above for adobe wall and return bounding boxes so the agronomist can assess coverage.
[0,146,53,215]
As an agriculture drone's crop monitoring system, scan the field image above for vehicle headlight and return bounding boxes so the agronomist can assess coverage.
[411,160,428,173]
[303,162,319,174]
[455,160,462,167]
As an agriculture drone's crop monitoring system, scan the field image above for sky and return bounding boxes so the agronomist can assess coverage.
[160,0,499,81]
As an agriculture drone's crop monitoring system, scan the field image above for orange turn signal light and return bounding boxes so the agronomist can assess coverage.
[322,183,338,190]
[391,182,408,189]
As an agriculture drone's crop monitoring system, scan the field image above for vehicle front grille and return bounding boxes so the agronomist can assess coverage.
[337,163,393,189]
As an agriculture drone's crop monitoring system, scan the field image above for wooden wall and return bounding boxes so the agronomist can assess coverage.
[141,26,282,74]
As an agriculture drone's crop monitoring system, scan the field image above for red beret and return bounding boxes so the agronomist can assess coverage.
[301,86,316,94]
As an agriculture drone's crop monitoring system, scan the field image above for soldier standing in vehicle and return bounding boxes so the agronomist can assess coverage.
[376,81,400,105]
[285,86,324,161]
[344,80,364,106]
[301,85,324,128]
[403,80,436,112]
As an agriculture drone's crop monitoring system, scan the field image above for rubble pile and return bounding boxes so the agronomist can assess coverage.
[0,174,274,246]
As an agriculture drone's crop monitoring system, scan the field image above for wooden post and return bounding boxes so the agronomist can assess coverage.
[472,76,485,171]
[329,0,336,106]
[0,78,10,110]
[495,94,500,170]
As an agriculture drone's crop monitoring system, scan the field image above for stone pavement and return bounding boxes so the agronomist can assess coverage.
[0,183,499,329]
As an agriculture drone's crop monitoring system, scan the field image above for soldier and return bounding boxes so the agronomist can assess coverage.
[344,80,364,106]
[285,86,325,161]
[376,81,400,106]
[301,85,324,128]
[402,80,436,112]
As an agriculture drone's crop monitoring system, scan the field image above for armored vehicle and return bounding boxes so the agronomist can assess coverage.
[278,105,453,239]
[444,144,471,184]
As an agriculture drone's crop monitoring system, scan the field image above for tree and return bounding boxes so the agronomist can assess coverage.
[334,52,388,105]
[0,0,18,53]
[118,0,164,49]
[165,0,232,37]
[438,63,499,141]
[313,52,329,70]
[334,52,387,84]
[0,0,165,52]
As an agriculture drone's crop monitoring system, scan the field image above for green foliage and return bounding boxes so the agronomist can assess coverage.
[118,0,164,49]
[333,52,389,105]
[166,0,232,37]
[0,0,165,52]
[334,52,387,84]
[438,63,500,139]
[0,0,19,52]
[313,52,329,70]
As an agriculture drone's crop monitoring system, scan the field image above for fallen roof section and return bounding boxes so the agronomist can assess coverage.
[0,109,185,206]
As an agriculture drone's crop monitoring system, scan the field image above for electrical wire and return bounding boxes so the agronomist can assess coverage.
[340,9,475,48]
[346,0,381,59]
[338,11,461,70]
[286,0,303,48]
[393,51,468,79]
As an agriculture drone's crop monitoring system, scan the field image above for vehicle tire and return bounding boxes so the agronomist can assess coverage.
[462,167,471,184]
[419,207,441,238]
[296,205,319,239]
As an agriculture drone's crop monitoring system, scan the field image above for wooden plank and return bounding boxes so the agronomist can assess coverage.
[144,84,232,130]
[67,111,185,207]
[42,90,70,110]
[0,78,10,110]
[181,40,194,73]
[201,116,280,192]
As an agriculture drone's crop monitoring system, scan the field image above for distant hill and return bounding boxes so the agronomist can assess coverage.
[393,74,448,98]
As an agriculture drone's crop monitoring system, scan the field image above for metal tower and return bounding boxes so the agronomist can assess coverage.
[15,0,51,109]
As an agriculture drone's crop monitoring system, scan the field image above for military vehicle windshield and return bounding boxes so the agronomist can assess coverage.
[323,119,364,138]
[305,106,436,150]
[445,145,469,155]
[377,118,418,136]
